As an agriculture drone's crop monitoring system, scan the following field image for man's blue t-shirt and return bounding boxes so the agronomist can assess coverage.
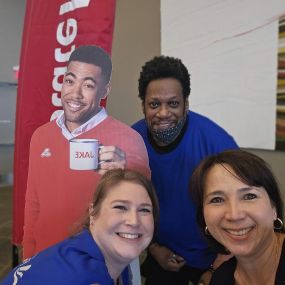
[132,111,238,269]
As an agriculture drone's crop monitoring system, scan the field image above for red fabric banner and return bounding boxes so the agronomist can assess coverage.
[13,0,116,245]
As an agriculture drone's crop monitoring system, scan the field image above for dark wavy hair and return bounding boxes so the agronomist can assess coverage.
[190,149,284,253]
[68,45,112,83]
[138,55,190,102]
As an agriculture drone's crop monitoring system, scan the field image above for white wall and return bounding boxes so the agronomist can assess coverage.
[0,1,25,178]
[0,1,26,83]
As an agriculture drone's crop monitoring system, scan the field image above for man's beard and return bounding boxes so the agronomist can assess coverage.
[150,116,186,145]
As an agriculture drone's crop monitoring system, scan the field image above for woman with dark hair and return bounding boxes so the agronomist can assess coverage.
[1,169,159,285]
[190,149,285,285]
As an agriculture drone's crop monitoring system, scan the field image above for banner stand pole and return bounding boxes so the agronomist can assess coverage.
[12,244,19,267]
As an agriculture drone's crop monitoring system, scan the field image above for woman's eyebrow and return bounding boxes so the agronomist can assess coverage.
[238,186,261,193]
[110,200,152,206]
[204,190,224,198]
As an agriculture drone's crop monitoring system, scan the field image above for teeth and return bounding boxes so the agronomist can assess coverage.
[118,233,140,239]
[158,122,171,128]
[67,102,83,112]
[68,102,81,108]
[226,228,252,236]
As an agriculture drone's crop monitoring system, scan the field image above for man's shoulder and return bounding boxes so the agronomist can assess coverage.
[190,111,231,134]
[103,116,143,136]
[188,111,238,147]
[104,116,132,129]
[190,111,220,127]
[131,118,146,134]
[31,120,58,139]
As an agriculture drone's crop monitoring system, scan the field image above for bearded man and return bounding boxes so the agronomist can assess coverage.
[132,56,238,285]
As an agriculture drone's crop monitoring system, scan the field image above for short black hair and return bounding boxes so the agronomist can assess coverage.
[68,45,112,83]
[190,149,285,253]
[138,55,191,101]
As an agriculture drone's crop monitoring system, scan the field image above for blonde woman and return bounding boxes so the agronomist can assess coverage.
[2,169,159,285]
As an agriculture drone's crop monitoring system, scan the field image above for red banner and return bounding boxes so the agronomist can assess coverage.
[13,0,116,245]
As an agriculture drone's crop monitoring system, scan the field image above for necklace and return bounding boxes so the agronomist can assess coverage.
[235,267,275,285]
[234,234,283,285]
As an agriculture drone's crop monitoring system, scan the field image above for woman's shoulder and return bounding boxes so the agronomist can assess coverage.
[210,257,236,285]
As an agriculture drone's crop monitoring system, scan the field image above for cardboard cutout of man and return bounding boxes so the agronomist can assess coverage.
[22,46,150,284]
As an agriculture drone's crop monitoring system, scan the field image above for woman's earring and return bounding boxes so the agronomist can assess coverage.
[274,218,284,230]
[205,226,211,236]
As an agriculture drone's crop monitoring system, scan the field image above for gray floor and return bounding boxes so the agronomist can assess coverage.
[0,185,13,281]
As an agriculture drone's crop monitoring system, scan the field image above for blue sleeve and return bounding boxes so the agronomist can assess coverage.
[0,261,33,284]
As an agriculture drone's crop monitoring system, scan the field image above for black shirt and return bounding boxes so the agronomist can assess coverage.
[210,238,285,285]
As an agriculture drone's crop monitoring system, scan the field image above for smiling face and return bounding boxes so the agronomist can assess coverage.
[203,164,277,258]
[142,78,188,146]
[89,181,154,268]
[61,61,110,132]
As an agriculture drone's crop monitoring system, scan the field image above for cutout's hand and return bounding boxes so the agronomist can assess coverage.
[97,146,126,174]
